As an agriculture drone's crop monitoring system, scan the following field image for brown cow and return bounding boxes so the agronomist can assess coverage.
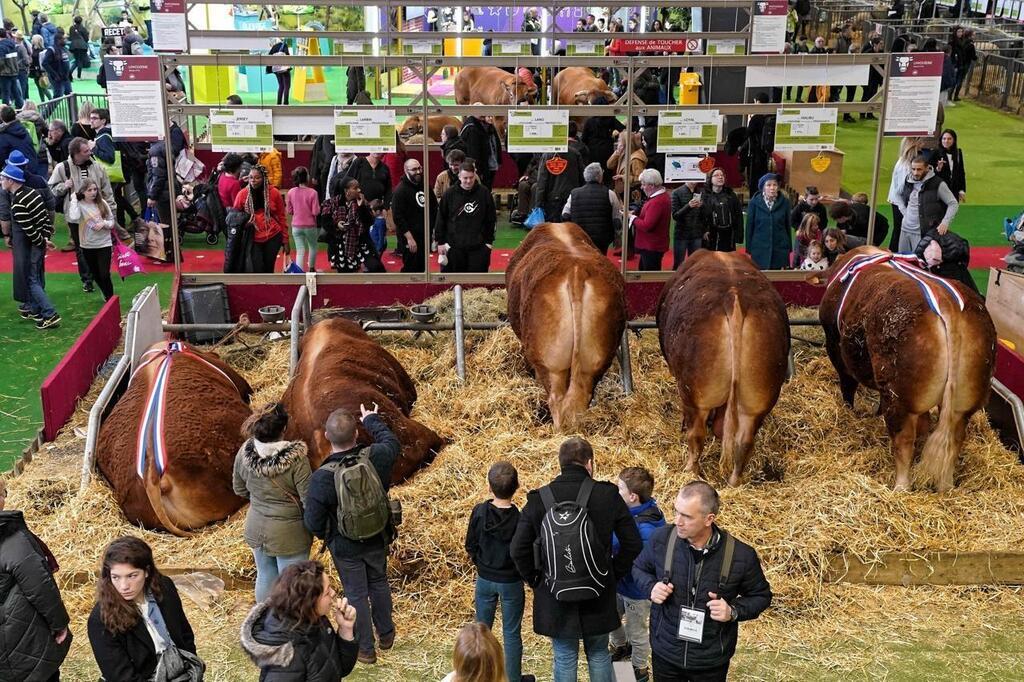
[282,318,442,483]
[398,115,463,142]
[96,341,253,536]
[506,222,626,430]
[657,251,790,485]
[454,67,538,105]
[552,67,616,106]
[813,246,996,491]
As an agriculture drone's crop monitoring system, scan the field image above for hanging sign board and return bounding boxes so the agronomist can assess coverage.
[566,40,604,56]
[656,109,721,153]
[151,0,188,53]
[493,40,531,56]
[883,53,942,137]
[612,39,688,54]
[707,39,746,55]
[334,109,397,153]
[664,155,707,183]
[102,26,126,49]
[209,109,274,152]
[751,0,788,54]
[506,109,569,153]
[402,39,443,56]
[773,108,837,151]
[104,56,165,141]
[338,40,373,55]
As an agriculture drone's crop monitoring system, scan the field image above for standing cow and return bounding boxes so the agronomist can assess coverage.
[506,222,626,430]
[454,67,539,105]
[812,247,996,491]
[657,251,790,485]
[282,318,443,483]
[96,341,253,536]
[552,67,616,106]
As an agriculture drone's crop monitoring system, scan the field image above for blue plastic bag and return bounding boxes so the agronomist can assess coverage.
[524,207,545,229]
[285,260,304,274]
[370,216,387,253]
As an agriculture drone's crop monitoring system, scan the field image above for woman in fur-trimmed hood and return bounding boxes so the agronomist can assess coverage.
[232,402,313,602]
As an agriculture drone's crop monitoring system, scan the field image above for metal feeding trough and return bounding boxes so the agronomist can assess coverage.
[409,305,437,324]
[258,305,287,323]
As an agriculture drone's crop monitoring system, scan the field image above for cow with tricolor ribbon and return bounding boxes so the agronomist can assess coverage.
[809,246,996,492]
[96,341,254,535]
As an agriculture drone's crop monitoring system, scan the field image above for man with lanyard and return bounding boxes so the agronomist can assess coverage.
[632,481,772,681]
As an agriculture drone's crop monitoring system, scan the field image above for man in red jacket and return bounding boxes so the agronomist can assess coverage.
[630,168,671,271]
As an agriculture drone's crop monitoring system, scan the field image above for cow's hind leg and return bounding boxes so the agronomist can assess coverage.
[722,409,764,487]
[885,407,918,491]
[682,404,711,479]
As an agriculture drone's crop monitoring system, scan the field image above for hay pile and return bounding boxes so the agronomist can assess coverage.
[6,288,1024,680]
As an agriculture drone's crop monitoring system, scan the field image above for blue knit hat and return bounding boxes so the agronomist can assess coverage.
[1,164,25,183]
[758,173,780,193]
[6,150,28,167]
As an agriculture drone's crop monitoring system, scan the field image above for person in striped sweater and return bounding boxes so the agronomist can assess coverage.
[2,162,59,328]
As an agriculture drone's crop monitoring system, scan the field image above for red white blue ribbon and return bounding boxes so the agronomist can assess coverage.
[830,252,965,333]
[131,341,237,480]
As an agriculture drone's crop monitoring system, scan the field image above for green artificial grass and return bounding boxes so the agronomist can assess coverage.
[0,272,173,470]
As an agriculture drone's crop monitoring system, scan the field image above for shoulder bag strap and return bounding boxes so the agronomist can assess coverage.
[718,532,735,589]
[538,485,556,512]
[662,529,677,583]
[575,476,595,507]
[268,473,303,515]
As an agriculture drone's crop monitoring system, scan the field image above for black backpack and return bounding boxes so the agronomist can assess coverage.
[201,169,227,230]
[760,115,777,156]
[535,478,610,602]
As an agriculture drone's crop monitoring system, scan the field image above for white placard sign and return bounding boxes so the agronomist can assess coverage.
[664,155,707,183]
[151,0,188,52]
[209,109,274,152]
[751,0,788,54]
[104,56,165,141]
[506,109,570,153]
[334,109,397,153]
[656,109,721,153]
[883,53,943,137]
[773,108,838,151]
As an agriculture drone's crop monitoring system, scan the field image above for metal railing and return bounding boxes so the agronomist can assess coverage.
[975,52,1024,113]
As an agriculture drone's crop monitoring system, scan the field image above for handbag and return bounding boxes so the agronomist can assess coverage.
[94,134,125,183]
[524,206,545,229]
[66,191,81,222]
[175,148,205,184]
[154,644,206,682]
[113,234,145,278]
[140,207,170,262]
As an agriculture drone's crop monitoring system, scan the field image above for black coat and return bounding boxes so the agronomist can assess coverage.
[240,602,358,682]
[223,208,255,273]
[391,174,436,250]
[344,156,392,207]
[632,525,772,671]
[929,146,966,198]
[509,464,642,638]
[0,511,71,682]
[581,116,624,175]
[309,135,336,201]
[914,229,980,295]
[87,575,197,682]
[700,187,744,251]
[671,184,705,242]
[535,149,584,221]
[789,200,828,231]
[459,117,501,176]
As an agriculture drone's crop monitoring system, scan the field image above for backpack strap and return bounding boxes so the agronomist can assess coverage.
[574,476,595,507]
[538,485,556,511]
[662,529,677,583]
[718,532,735,590]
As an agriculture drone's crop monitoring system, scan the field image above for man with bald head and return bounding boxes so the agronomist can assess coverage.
[391,157,437,273]
[303,403,401,665]
[632,481,772,681]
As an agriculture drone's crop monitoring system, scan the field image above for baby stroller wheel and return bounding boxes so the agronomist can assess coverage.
[205,232,219,245]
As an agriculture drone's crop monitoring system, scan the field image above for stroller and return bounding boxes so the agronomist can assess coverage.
[175,178,224,245]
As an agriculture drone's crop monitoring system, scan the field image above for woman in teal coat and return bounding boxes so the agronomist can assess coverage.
[746,173,792,269]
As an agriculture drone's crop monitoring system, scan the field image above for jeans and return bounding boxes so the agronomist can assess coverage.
[474,577,525,682]
[0,75,23,109]
[333,546,395,654]
[51,78,72,98]
[274,70,291,105]
[250,233,283,273]
[651,651,730,681]
[292,226,318,271]
[672,237,703,270]
[17,73,28,104]
[67,222,93,286]
[252,547,309,603]
[609,595,652,669]
[26,240,56,318]
[551,633,613,682]
[898,227,921,254]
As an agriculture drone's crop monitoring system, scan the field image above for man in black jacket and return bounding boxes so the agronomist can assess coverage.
[434,159,496,273]
[304,404,400,665]
[535,145,584,222]
[391,158,436,273]
[459,113,502,189]
[633,481,771,681]
[829,199,889,247]
[510,438,642,682]
[562,162,622,254]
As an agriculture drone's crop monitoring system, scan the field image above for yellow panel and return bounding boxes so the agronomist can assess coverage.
[192,66,233,104]
[462,38,483,56]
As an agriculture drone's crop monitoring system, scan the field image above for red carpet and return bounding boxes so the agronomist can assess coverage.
[0,246,1010,275]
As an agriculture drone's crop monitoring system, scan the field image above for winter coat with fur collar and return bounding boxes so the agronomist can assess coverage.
[240,601,358,682]
[232,439,313,557]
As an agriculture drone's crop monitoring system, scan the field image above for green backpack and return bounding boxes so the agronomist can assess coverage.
[324,448,390,541]
[94,133,125,183]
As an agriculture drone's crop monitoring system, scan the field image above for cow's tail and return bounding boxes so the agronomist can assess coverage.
[719,292,744,479]
[919,303,964,492]
[556,264,589,431]
[142,445,192,538]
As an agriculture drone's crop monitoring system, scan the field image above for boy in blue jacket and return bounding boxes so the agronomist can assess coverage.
[609,466,665,682]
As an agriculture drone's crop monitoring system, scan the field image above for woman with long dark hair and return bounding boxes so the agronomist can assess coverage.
[320,176,384,273]
[232,163,288,273]
[930,128,967,203]
[87,536,200,681]
[232,402,313,603]
[240,560,358,679]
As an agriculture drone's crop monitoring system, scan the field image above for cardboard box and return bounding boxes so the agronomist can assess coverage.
[778,149,845,199]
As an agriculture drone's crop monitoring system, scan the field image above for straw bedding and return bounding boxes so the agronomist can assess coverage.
[5,288,1024,680]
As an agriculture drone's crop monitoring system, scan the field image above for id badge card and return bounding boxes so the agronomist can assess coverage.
[677,606,705,643]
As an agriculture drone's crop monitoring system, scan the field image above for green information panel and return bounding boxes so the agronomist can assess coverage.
[774,108,837,151]
[401,40,443,56]
[209,109,274,152]
[334,109,397,153]
[493,40,531,56]
[656,110,721,153]
[506,109,569,153]
[566,40,604,56]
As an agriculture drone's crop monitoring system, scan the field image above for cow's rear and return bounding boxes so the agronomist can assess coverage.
[507,223,626,430]
[657,251,789,485]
